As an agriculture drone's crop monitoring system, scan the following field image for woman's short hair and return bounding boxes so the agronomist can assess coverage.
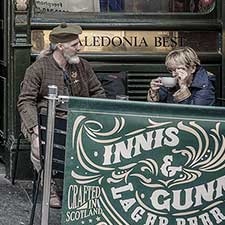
[165,47,201,70]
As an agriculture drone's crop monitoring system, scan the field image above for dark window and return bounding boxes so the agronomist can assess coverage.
[33,0,215,14]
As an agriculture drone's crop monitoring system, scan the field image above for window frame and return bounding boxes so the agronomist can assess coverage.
[31,0,219,26]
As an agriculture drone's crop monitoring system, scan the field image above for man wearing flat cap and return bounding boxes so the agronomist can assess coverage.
[17,23,105,208]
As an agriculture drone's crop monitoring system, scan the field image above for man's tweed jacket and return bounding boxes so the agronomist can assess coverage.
[17,54,105,139]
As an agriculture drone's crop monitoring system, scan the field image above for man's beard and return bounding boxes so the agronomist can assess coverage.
[63,52,80,64]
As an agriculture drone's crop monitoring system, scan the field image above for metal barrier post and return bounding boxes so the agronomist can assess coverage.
[41,85,58,225]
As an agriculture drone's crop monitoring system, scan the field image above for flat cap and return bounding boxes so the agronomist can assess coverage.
[49,23,82,44]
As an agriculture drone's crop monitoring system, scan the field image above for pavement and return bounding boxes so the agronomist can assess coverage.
[0,161,61,225]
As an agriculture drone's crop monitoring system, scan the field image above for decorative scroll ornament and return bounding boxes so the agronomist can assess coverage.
[71,117,225,189]
[16,0,28,11]
[121,120,225,189]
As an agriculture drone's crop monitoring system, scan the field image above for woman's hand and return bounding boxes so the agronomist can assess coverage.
[176,69,190,89]
[147,77,161,102]
[150,77,162,93]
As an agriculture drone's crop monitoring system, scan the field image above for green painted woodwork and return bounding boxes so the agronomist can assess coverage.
[2,0,224,180]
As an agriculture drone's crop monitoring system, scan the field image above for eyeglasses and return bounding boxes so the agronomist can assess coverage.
[167,66,187,73]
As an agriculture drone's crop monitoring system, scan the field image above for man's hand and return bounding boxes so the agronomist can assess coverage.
[33,125,39,135]
[31,125,40,160]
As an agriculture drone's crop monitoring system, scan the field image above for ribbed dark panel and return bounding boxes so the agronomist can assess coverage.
[127,73,168,101]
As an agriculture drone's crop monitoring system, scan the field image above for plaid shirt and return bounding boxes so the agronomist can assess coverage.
[17,54,105,138]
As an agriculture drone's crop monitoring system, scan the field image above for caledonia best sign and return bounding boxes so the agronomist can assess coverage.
[62,98,225,225]
[31,30,218,53]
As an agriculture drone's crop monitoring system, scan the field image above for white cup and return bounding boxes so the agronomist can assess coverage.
[161,77,177,88]
[116,95,129,100]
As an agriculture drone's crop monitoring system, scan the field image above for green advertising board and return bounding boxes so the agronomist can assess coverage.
[62,97,225,225]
